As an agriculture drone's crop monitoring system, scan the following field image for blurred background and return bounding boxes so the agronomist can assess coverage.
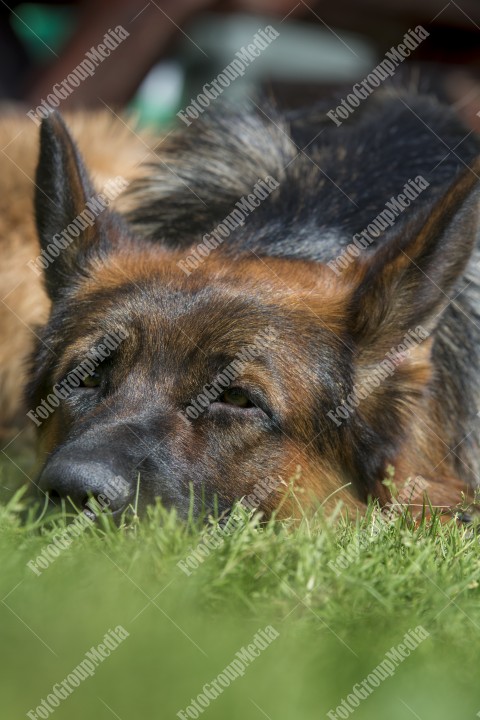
[1,0,480,130]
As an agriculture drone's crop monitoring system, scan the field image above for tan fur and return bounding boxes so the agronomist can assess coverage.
[0,110,152,436]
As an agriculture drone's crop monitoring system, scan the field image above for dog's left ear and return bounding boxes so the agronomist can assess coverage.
[35,112,116,302]
[348,163,480,351]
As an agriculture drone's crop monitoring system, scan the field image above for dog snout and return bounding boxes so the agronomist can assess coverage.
[39,459,132,516]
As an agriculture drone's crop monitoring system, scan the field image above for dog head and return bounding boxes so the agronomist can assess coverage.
[28,113,480,520]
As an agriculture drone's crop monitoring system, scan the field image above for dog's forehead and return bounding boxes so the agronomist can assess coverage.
[79,246,349,316]
[71,272,286,356]
[70,248,350,357]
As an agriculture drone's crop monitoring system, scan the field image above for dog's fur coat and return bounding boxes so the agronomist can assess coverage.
[1,88,479,518]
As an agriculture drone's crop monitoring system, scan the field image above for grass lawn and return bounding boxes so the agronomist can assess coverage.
[0,459,479,720]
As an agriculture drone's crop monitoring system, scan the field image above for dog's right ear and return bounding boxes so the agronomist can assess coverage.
[34,112,112,302]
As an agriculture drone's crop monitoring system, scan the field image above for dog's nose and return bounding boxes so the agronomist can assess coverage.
[39,460,131,516]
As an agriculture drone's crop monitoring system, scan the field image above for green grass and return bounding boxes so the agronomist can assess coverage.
[1,464,480,719]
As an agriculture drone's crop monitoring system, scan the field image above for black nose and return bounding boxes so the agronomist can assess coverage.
[39,460,132,516]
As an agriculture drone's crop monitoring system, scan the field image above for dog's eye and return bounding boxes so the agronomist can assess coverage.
[221,389,253,408]
[80,371,102,389]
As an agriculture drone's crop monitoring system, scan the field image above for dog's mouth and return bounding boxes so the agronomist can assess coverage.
[40,487,135,526]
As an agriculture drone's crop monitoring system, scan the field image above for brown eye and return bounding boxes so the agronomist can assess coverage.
[221,389,253,408]
[80,371,102,389]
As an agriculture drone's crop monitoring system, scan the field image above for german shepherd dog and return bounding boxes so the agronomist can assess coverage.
[1,87,479,520]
